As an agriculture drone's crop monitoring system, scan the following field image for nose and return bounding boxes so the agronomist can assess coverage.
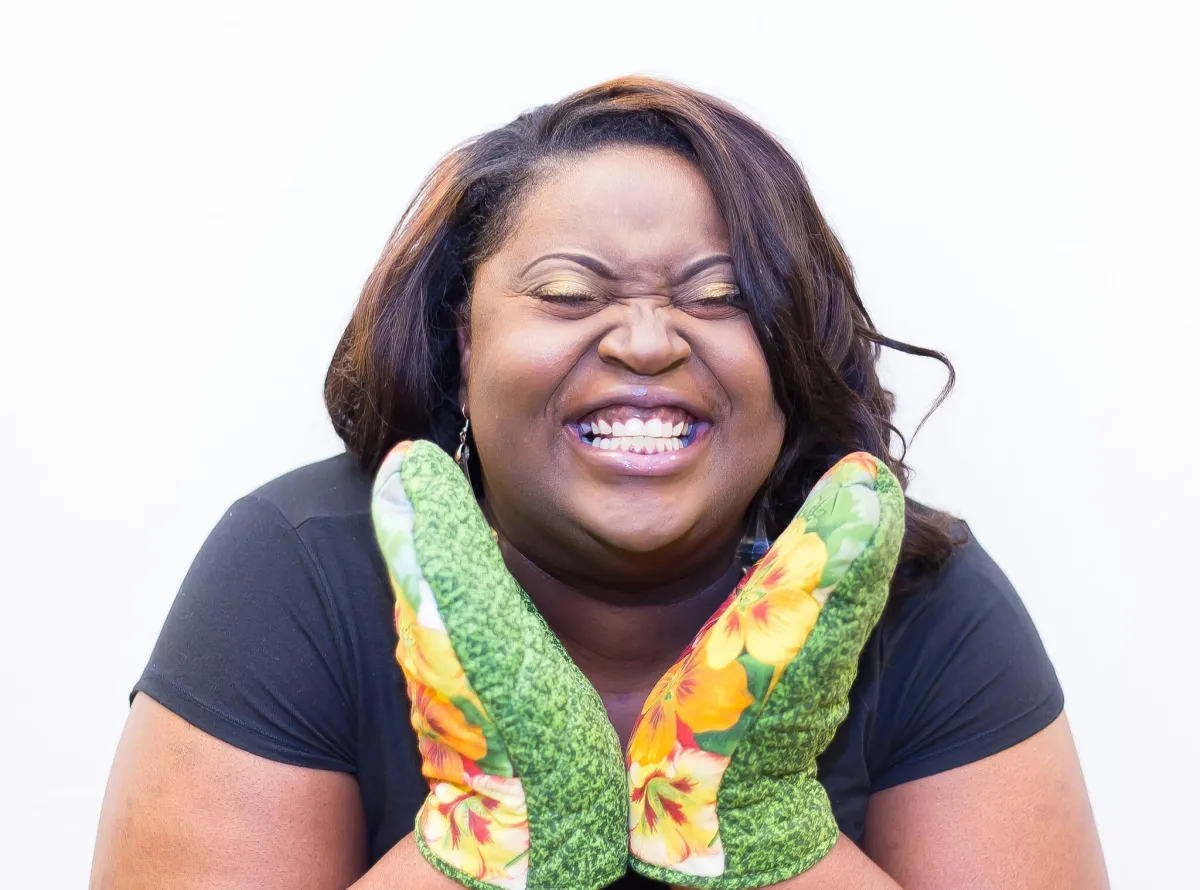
[596,299,690,377]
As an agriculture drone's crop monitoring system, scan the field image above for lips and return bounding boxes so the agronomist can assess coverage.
[568,389,711,424]
[563,389,713,468]
[564,417,711,474]
[571,397,705,454]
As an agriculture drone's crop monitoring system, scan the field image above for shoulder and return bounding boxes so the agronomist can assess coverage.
[177,451,381,619]
[882,522,1035,652]
[244,451,374,530]
[213,451,385,604]
[133,451,394,772]
[866,521,1064,790]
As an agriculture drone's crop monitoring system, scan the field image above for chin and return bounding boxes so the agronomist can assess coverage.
[583,516,703,557]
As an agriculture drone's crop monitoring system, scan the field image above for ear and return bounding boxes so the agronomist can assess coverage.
[456,312,472,411]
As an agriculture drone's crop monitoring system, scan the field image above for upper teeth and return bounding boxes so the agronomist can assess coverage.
[580,418,689,438]
[578,416,695,454]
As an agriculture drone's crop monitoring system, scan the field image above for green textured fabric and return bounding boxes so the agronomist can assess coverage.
[630,455,905,888]
[376,441,628,890]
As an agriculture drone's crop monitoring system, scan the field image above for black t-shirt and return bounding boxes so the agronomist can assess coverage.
[133,453,1063,888]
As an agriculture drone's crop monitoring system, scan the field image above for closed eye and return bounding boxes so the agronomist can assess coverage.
[534,289,598,305]
[677,285,746,317]
[530,285,744,317]
[529,287,609,317]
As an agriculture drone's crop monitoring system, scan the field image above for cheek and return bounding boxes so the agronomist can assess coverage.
[699,323,786,487]
[465,311,586,445]
[705,321,783,432]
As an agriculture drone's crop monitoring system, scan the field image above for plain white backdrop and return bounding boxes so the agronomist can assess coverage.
[1,1,1196,886]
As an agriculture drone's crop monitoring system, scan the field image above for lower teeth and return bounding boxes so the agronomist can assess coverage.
[586,435,689,453]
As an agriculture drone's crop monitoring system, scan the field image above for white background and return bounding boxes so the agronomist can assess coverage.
[1,1,1196,886]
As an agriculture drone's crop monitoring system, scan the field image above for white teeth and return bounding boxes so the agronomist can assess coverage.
[580,409,699,452]
[583,416,699,438]
[586,436,686,452]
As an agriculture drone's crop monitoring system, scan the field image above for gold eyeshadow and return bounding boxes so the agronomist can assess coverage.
[532,276,593,294]
[694,283,741,301]
[529,278,741,303]
[533,285,597,300]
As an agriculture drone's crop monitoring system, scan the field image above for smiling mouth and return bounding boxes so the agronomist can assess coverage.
[572,406,704,454]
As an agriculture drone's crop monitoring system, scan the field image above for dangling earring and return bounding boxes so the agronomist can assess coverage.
[454,407,472,482]
[737,531,771,568]
[737,499,772,569]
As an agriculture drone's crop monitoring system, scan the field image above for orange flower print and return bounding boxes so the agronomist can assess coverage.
[704,523,828,670]
[629,744,728,877]
[628,647,753,768]
[393,581,472,698]
[408,680,487,786]
[374,440,530,889]
[421,776,530,890]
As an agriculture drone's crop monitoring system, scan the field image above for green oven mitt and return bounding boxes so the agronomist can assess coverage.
[626,452,905,888]
[371,440,627,890]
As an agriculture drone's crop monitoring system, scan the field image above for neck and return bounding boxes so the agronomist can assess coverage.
[496,537,743,694]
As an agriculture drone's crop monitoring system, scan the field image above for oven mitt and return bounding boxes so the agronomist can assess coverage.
[626,452,905,888]
[371,440,627,890]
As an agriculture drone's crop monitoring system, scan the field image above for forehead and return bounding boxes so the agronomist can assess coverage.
[496,146,731,273]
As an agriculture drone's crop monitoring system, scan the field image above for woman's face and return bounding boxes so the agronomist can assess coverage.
[462,146,785,587]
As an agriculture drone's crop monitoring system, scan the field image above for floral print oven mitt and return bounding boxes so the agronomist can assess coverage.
[371,440,628,890]
[625,452,905,888]
[372,440,903,890]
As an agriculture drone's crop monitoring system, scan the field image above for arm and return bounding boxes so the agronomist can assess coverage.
[349,837,460,890]
[670,713,1105,890]
[861,712,1107,889]
[670,837,900,890]
[91,695,454,890]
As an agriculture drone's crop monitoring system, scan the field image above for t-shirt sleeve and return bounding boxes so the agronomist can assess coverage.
[868,530,1064,792]
[132,495,357,773]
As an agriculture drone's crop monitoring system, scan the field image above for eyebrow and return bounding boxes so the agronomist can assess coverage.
[672,253,734,285]
[521,251,618,279]
[520,251,734,284]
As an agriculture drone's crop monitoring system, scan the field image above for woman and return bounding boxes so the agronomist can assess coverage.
[91,77,1107,888]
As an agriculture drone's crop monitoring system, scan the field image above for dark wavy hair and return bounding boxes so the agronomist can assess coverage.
[325,76,963,593]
